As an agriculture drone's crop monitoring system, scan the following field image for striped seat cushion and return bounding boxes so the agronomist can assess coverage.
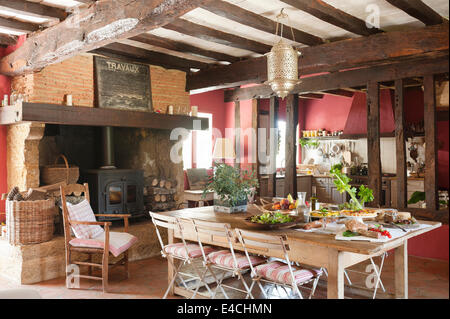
[254,261,322,285]
[207,250,266,269]
[69,231,138,257]
[164,243,215,259]
[66,199,104,239]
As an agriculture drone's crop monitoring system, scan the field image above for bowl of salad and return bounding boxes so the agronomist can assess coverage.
[244,211,302,230]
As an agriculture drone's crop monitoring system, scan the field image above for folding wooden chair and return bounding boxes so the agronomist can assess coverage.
[190,219,266,299]
[149,212,215,299]
[236,228,322,299]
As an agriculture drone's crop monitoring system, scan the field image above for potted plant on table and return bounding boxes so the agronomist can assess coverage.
[203,162,259,213]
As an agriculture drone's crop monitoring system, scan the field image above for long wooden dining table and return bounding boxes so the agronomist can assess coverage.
[159,206,442,299]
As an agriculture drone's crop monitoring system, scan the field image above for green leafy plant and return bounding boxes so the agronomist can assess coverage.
[250,212,294,224]
[408,191,448,206]
[299,138,319,149]
[203,162,259,207]
[330,164,374,210]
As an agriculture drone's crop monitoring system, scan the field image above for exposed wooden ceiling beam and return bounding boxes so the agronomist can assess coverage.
[130,33,240,63]
[0,33,17,46]
[187,23,449,91]
[280,0,382,36]
[223,54,449,101]
[386,0,444,26]
[200,1,324,46]
[0,0,67,21]
[164,19,272,54]
[0,16,40,32]
[299,93,323,99]
[320,89,354,98]
[90,42,210,71]
[0,0,213,76]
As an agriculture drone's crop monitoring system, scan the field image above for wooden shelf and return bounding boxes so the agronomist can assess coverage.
[302,132,396,140]
[0,102,208,130]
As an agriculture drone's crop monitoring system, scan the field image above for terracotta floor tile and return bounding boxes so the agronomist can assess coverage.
[0,255,447,299]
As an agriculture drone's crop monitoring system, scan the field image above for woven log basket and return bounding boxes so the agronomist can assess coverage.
[41,154,79,185]
[6,199,55,245]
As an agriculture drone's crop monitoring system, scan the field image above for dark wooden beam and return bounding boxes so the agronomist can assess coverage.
[284,94,298,198]
[200,0,324,46]
[223,53,449,102]
[321,89,354,98]
[423,75,439,210]
[394,80,407,209]
[0,0,212,76]
[0,33,17,46]
[0,102,209,131]
[299,93,324,99]
[164,19,272,54]
[281,0,382,36]
[91,42,210,71]
[254,98,261,196]
[130,33,240,63]
[367,81,382,207]
[267,96,279,197]
[187,23,449,91]
[0,0,67,21]
[0,16,39,32]
[386,0,444,26]
[234,101,240,169]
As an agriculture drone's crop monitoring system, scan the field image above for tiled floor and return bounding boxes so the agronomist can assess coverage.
[0,255,448,299]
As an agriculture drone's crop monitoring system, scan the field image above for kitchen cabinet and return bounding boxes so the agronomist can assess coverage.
[258,175,312,199]
[312,177,346,205]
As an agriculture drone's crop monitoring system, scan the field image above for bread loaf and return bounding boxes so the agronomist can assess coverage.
[397,212,411,220]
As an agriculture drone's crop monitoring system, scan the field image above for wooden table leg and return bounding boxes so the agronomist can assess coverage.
[327,249,345,299]
[394,240,408,299]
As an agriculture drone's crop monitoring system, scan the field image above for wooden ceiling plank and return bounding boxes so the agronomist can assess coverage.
[280,0,382,36]
[0,0,214,76]
[130,33,240,63]
[386,0,444,26]
[0,33,17,46]
[0,16,40,32]
[90,42,210,71]
[200,1,324,46]
[187,23,449,91]
[0,0,66,21]
[164,19,272,54]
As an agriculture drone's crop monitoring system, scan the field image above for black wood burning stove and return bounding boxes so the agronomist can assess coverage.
[81,127,144,221]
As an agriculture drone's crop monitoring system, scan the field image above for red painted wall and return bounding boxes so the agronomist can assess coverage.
[0,35,26,221]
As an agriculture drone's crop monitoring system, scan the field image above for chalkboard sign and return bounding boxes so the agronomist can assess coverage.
[94,56,153,111]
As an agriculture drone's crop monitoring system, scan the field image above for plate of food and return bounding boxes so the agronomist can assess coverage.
[259,195,298,213]
[244,211,303,230]
[339,209,378,219]
[311,208,341,218]
[336,219,392,242]
[375,211,420,229]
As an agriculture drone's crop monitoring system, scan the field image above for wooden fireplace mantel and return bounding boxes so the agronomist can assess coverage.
[0,102,209,130]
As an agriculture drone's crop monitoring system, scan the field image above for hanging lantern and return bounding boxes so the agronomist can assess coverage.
[265,9,301,99]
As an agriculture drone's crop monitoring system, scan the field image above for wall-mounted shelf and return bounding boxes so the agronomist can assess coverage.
[302,132,396,140]
[0,102,209,130]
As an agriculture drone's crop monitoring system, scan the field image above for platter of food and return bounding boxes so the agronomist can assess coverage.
[310,208,341,218]
[375,211,420,229]
[339,209,378,218]
[335,219,393,242]
[244,211,303,230]
[259,195,298,213]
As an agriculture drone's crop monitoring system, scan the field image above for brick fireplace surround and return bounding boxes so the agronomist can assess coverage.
[0,53,189,284]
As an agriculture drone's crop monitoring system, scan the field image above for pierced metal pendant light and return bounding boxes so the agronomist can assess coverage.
[265,9,301,99]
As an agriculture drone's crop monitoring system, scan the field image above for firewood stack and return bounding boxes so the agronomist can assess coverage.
[143,176,179,212]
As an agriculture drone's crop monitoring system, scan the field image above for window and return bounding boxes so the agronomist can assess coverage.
[183,112,213,169]
[275,120,300,169]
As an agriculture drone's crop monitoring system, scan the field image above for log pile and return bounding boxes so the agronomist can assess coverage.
[144,176,179,212]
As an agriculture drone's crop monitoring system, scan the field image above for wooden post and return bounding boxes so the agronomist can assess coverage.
[367,82,382,207]
[253,98,260,196]
[284,94,298,198]
[423,75,439,210]
[268,96,279,197]
[234,101,240,169]
[394,80,407,209]
[327,249,345,299]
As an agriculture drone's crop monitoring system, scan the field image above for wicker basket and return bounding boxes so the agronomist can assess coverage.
[40,154,79,185]
[6,199,55,245]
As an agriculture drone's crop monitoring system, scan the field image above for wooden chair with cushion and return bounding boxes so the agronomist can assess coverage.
[60,183,138,293]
